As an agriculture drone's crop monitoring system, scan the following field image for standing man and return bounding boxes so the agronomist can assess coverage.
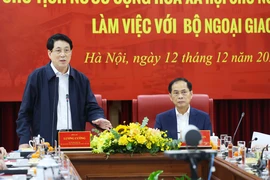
[155,78,212,140]
[17,33,112,149]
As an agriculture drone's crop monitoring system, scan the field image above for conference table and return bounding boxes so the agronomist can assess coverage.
[66,151,263,180]
[1,155,82,180]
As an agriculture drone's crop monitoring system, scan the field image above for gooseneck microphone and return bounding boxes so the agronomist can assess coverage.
[232,112,245,144]
[260,144,269,161]
[246,137,258,153]
[248,137,258,146]
[254,144,269,171]
[66,94,69,131]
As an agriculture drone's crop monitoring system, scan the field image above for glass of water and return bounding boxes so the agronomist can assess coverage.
[237,141,246,157]
[220,134,227,152]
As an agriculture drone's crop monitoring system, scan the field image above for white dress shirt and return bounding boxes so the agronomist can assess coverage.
[50,63,72,130]
[176,106,190,140]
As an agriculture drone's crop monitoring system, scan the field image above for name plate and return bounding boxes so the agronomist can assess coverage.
[200,130,210,146]
[180,130,210,147]
[58,131,91,148]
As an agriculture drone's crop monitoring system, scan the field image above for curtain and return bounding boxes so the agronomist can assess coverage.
[0,102,20,151]
[214,99,270,145]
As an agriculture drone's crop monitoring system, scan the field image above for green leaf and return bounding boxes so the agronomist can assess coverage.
[147,170,163,180]
[91,128,100,134]
[167,139,181,149]
[141,117,149,128]
[110,129,121,139]
[175,174,191,180]
[126,142,133,151]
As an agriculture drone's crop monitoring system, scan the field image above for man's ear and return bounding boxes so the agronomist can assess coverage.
[169,93,173,102]
[48,50,52,58]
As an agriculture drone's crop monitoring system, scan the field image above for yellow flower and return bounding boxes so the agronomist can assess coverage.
[115,125,128,135]
[136,135,147,144]
[129,123,141,137]
[146,142,152,149]
[90,117,181,155]
[118,135,128,145]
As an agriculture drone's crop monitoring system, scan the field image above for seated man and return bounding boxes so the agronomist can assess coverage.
[0,147,7,170]
[154,78,212,140]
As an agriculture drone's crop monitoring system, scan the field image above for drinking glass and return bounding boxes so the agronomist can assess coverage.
[220,134,227,152]
[36,144,45,158]
[237,141,246,157]
[225,136,233,158]
[54,145,61,162]
[255,147,262,160]
[267,159,270,175]
[60,153,71,179]
[225,136,232,148]
[241,147,246,164]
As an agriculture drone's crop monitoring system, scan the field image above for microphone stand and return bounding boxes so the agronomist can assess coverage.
[66,94,69,131]
[167,126,217,180]
[164,149,217,180]
[259,145,269,163]
[187,146,199,180]
[252,145,268,172]
[246,137,258,153]
[232,112,245,145]
[188,155,199,180]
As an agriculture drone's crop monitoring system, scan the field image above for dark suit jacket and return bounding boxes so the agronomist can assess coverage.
[154,107,212,139]
[16,62,105,146]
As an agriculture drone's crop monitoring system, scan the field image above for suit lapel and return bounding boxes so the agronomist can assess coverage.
[168,109,178,139]
[189,107,198,126]
[69,75,77,130]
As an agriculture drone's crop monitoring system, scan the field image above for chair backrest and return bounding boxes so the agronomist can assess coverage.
[132,94,214,131]
[85,94,107,131]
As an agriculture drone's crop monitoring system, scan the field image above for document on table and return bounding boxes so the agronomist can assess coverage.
[251,131,270,148]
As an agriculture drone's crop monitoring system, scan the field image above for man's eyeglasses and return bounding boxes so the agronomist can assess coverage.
[51,49,71,55]
[172,90,190,97]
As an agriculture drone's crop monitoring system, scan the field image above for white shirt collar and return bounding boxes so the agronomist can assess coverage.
[50,62,70,76]
[175,105,190,116]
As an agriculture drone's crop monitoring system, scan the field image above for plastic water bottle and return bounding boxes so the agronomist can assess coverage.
[210,132,219,150]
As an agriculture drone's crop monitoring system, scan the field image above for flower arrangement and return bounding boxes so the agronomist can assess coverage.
[91,117,181,155]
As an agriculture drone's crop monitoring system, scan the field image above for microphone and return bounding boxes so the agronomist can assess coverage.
[66,94,69,131]
[182,125,202,147]
[260,144,269,161]
[253,144,269,171]
[232,112,245,144]
[246,137,258,153]
[248,137,258,146]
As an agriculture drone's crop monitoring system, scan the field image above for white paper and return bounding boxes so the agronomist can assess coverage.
[250,131,270,148]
